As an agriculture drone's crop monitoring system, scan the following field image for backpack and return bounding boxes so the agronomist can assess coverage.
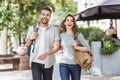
[26,25,38,56]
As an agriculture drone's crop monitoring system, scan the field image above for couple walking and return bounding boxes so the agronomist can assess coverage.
[26,6,90,80]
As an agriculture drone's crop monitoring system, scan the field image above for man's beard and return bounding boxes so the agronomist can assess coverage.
[41,18,49,24]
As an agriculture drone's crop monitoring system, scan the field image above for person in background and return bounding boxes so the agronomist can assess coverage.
[59,14,91,80]
[111,34,120,44]
[26,6,60,80]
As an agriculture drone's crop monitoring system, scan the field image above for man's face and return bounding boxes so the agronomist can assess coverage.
[40,10,51,25]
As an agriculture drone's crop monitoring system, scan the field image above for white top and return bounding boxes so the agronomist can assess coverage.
[32,27,47,64]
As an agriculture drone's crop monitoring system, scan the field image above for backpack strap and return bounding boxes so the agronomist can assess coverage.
[31,24,38,53]
[33,24,38,32]
[26,24,39,56]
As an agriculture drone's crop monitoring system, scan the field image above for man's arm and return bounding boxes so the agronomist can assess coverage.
[48,40,60,55]
[25,26,38,47]
[38,40,60,60]
[25,31,38,46]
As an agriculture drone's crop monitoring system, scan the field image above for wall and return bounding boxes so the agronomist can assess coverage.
[102,49,120,75]
[90,41,120,75]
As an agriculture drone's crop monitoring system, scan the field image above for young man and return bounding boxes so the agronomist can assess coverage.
[26,6,60,80]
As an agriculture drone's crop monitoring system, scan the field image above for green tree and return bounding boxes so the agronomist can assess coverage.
[0,0,18,55]
[51,0,77,22]
[0,0,54,55]
[12,0,54,44]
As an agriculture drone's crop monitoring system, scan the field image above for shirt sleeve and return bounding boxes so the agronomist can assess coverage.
[26,26,33,41]
[54,27,60,41]
[78,33,91,51]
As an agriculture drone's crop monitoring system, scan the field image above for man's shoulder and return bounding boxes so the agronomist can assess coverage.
[49,24,55,27]
[78,32,84,36]
[49,24,58,30]
[28,24,37,31]
[28,26,34,29]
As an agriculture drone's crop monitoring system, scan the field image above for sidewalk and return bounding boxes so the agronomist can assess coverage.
[0,66,120,80]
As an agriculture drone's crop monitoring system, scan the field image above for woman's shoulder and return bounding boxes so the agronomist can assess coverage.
[78,32,83,36]
[60,32,66,36]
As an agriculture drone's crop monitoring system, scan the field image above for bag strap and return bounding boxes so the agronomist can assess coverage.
[31,24,38,53]
[33,24,38,32]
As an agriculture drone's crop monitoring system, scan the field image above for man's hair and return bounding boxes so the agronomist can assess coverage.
[41,6,52,13]
[111,34,117,39]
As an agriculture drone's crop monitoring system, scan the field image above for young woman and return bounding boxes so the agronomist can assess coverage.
[59,14,91,80]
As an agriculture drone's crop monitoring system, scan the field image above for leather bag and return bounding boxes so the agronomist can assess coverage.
[74,50,93,70]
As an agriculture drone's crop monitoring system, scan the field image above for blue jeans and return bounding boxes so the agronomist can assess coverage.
[59,63,81,80]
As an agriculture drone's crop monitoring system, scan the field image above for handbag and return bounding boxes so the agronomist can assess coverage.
[74,50,93,70]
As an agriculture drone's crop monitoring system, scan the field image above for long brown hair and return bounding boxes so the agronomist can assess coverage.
[59,14,79,40]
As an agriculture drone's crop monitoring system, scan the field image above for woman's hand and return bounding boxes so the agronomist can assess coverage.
[72,40,77,49]
[72,40,87,51]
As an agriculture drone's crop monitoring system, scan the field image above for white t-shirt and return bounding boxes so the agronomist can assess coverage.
[32,27,47,64]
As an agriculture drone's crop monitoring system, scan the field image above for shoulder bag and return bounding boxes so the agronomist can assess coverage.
[74,50,93,70]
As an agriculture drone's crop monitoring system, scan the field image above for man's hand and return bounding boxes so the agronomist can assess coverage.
[26,39,32,46]
[38,40,60,60]
[26,31,38,46]
[38,53,48,60]
[30,32,38,40]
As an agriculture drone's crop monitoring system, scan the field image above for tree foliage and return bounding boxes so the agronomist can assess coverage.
[101,41,120,55]
[51,0,77,22]
[0,1,19,36]
[11,0,54,35]
[0,0,54,48]
[0,0,54,36]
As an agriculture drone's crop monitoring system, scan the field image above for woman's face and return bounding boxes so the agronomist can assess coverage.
[64,16,74,30]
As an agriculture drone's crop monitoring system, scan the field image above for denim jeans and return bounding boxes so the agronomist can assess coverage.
[31,62,53,80]
[59,63,81,80]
